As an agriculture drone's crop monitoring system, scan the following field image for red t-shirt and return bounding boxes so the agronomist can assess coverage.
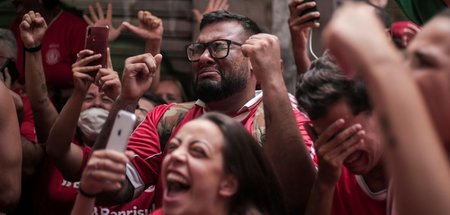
[126,93,314,209]
[32,141,155,215]
[331,167,387,215]
[11,11,86,89]
[19,95,37,142]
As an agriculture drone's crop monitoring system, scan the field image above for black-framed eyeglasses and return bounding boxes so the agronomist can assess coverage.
[185,39,242,62]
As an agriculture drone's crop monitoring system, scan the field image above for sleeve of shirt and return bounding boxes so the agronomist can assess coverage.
[293,108,318,167]
[125,104,173,198]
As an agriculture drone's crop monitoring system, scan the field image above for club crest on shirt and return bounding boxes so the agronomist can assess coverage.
[46,44,61,65]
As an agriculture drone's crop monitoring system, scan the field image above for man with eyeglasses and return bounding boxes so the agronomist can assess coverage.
[92,10,316,214]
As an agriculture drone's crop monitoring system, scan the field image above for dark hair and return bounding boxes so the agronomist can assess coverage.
[141,92,167,106]
[296,54,372,120]
[199,112,286,215]
[159,76,188,102]
[200,10,262,37]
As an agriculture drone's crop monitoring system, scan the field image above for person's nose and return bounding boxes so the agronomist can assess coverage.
[197,48,215,66]
[169,147,188,164]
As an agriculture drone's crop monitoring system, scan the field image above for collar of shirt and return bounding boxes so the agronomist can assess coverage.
[194,90,263,122]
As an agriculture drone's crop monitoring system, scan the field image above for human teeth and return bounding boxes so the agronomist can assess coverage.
[167,172,188,185]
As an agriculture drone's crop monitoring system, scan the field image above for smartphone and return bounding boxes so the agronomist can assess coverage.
[300,0,319,23]
[84,26,109,76]
[106,110,136,152]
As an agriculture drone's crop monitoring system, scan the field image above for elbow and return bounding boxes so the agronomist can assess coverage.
[45,143,62,160]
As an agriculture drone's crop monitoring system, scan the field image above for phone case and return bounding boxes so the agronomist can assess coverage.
[84,26,109,70]
[106,110,136,152]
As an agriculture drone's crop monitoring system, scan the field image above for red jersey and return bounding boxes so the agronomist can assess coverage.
[19,95,36,142]
[11,11,86,89]
[33,141,155,215]
[332,167,387,215]
[125,91,314,209]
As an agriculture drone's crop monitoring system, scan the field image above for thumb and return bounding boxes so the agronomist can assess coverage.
[116,22,125,33]
[154,54,163,67]
[122,21,141,35]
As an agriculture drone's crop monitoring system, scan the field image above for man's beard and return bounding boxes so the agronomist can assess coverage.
[194,69,247,103]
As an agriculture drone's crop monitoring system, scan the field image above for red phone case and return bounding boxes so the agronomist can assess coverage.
[84,26,109,74]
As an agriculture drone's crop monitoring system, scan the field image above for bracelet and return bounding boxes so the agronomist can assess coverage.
[78,186,97,198]
[24,44,41,53]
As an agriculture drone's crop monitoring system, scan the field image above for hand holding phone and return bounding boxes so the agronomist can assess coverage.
[300,0,320,23]
[84,26,109,76]
[106,110,136,152]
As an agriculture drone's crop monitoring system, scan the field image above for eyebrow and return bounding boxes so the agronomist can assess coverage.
[173,137,213,151]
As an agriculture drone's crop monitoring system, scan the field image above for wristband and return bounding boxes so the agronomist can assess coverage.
[24,45,41,53]
[78,186,97,198]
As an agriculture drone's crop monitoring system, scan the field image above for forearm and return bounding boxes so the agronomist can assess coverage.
[261,75,316,214]
[305,180,335,215]
[21,136,44,179]
[291,31,312,75]
[95,177,134,205]
[93,96,137,150]
[71,195,96,215]
[362,52,450,215]
[24,51,58,142]
[46,91,84,160]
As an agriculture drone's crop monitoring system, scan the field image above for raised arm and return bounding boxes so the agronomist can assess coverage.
[46,48,120,180]
[83,2,124,44]
[45,49,101,179]
[323,3,450,215]
[122,11,164,91]
[288,0,320,75]
[19,11,58,143]
[192,0,229,24]
[0,82,22,213]
[92,53,162,205]
[242,33,316,214]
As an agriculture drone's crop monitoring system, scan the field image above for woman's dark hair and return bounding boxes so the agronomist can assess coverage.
[200,10,263,37]
[296,54,372,120]
[199,112,286,215]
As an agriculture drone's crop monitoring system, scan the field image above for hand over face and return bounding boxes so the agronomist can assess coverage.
[308,119,365,186]
[19,11,47,48]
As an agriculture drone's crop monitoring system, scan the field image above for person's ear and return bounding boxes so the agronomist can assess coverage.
[248,59,254,74]
[219,174,238,197]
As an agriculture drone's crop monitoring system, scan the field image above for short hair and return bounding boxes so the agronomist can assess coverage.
[296,54,372,120]
[200,10,262,37]
[199,112,286,215]
[159,76,188,102]
[141,92,167,106]
[0,28,17,59]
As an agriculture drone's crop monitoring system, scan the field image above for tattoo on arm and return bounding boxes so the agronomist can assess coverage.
[263,104,272,128]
